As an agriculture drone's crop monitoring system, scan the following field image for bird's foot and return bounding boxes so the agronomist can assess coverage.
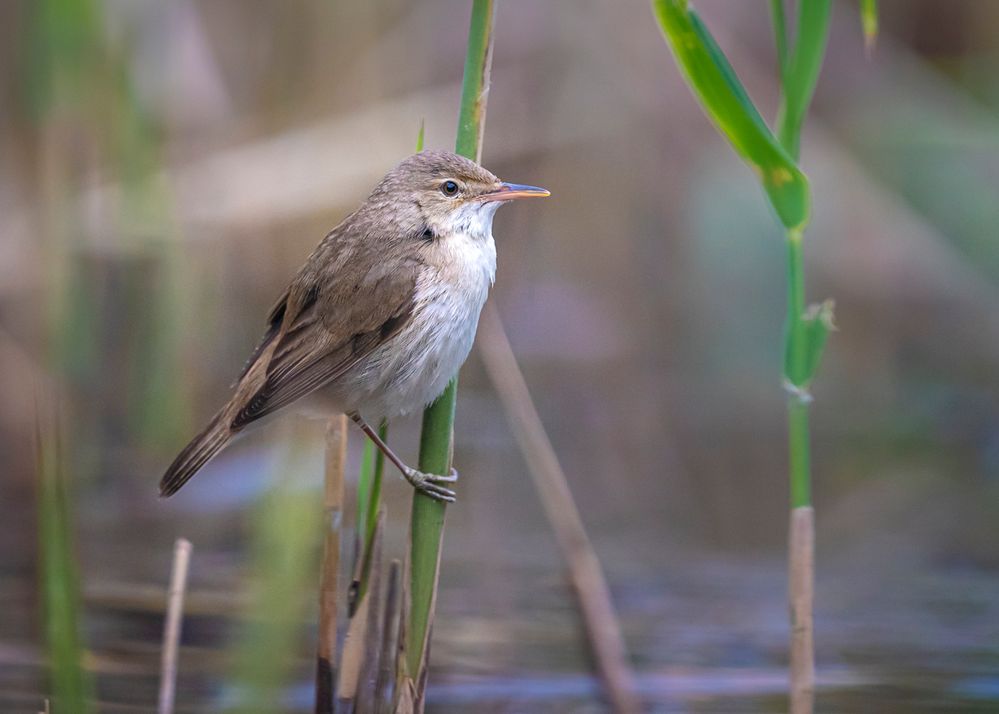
[403,466,458,503]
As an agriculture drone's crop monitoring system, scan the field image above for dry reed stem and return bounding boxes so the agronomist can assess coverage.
[476,303,641,714]
[336,511,384,711]
[394,680,416,714]
[158,538,192,714]
[375,560,402,714]
[789,506,815,714]
[317,414,348,714]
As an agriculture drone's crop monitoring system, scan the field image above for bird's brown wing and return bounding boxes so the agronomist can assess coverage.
[234,290,289,384]
[229,253,419,429]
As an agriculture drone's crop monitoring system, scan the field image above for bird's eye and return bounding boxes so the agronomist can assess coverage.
[440,180,460,197]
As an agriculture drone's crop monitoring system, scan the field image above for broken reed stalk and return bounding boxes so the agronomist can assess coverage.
[477,305,640,714]
[337,511,385,711]
[406,0,495,703]
[158,538,193,714]
[317,414,348,714]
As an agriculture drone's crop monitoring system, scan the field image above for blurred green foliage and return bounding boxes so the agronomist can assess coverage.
[226,444,323,713]
[37,418,94,714]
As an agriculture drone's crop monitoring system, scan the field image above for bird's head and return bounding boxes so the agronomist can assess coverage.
[373,150,549,241]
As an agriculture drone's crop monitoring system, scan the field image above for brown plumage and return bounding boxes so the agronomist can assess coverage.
[160,150,548,501]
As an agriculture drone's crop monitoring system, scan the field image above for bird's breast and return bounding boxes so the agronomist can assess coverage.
[338,232,496,419]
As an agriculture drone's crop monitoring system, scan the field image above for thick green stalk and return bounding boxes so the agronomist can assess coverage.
[407,0,495,687]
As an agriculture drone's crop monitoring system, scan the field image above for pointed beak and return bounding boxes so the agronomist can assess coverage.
[477,182,551,203]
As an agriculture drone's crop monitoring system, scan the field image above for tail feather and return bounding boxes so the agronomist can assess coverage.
[160,412,232,497]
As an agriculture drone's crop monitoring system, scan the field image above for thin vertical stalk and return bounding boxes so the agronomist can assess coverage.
[652,3,833,712]
[363,421,388,566]
[158,538,192,714]
[407,0,495,697]
[317,415,348,714]
[788,504,815,712]
[784,227,814,714]
[355,439,375,541]
[785,231,811,509]
[774,3,830,710]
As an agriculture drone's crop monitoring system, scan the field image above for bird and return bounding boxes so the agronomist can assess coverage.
[159,150,549,502]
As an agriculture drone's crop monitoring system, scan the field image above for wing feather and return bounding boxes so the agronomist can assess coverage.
[228,249,419,430]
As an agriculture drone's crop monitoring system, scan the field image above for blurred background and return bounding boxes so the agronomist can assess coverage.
[3,0,999,711]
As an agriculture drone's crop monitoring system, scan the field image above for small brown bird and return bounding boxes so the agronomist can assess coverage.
[160,150,548,502]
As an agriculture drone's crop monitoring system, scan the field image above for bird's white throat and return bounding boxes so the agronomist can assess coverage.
[441,200,503,246]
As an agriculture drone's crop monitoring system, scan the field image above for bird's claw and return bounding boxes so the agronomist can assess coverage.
[435,467,459,483]
[404,466,459,502]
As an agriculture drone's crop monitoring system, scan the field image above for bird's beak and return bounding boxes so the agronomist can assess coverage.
[477,182,551,203]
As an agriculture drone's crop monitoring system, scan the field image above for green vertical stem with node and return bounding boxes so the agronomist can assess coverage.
[786,230,812,510]
[406,0,495,701]
[651,1,842,712]
[773,3,831,711]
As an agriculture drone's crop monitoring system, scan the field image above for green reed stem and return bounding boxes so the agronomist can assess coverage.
[364,421,388,556]
[407,0,495,687]
[785,230,811,509]
[356,439,375,539]
[775,0,830,510]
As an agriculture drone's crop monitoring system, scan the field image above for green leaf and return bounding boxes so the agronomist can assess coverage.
[770,0,789,83]
[784,299,835,387]
[652,0,810,230]
[775,0,832,158]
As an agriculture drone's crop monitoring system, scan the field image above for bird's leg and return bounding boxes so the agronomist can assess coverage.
[348,412,458,502]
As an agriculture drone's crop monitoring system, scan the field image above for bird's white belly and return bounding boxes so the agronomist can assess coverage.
[330,232,496,420]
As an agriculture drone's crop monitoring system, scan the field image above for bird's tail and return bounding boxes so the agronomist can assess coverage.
[159,410,232,497]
